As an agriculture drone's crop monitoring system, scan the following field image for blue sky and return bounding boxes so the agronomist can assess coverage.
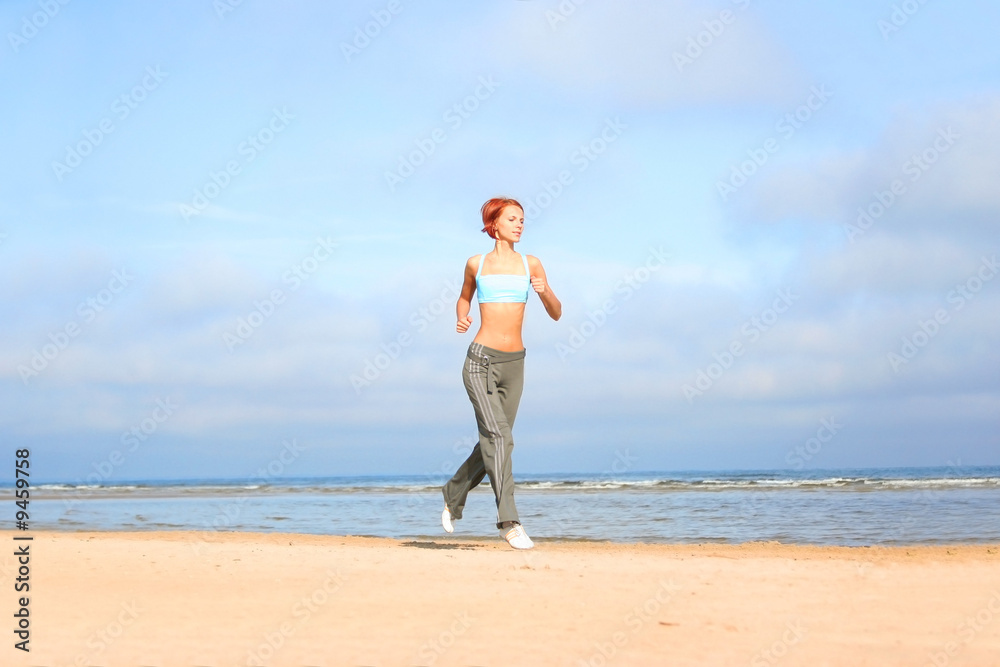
[2,0,998,482]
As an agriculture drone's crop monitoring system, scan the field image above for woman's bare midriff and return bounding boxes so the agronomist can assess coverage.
[472,302,526,351]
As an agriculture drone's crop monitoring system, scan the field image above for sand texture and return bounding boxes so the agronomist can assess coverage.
[4,531,1000,666]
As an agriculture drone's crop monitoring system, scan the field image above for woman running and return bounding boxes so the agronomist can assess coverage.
[441,197,562,550]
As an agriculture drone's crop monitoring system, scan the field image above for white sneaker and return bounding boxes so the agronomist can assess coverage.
[501,523,534,550]
[441,506,454,533]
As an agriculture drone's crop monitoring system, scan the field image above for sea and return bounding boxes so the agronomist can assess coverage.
[18,466,1000,546]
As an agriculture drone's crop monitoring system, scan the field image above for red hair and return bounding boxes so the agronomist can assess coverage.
[480,197,523,239]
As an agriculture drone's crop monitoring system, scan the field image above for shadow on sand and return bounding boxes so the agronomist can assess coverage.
[399,540,483,550]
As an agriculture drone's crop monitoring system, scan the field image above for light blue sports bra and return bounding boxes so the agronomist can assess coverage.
[476,252,530,303]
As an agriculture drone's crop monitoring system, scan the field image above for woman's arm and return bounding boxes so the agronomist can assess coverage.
[528,256,562,321]
[456,255,479,333]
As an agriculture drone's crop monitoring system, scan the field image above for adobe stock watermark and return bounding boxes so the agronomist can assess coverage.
[525,447,639,546]
[878,0,933,40]
[62,397,179,511]
[682,287,798,402]
[926,590,1000,667]
[180,107,295,220]
[673,0,752,72]
[545,0,588,31]
[384,75,500,192]
[71,600,143,667]
[843,126,958,243]
[524,447,640,548]
[350,278,461,394]
[213,0,247,20]
[556,245,668,360]
[223,236,337,352]
[523,117,627,224]
[598,446,639,483]
[519,447,639,552]
[51,65,168,182]
[717,84,833,202]
[244,569,349,667]
[415,611,474,666]
[18,268,133,384]
[785,417,843,470]
[526,446,639,544]
[750,619,807,667]
[887,458,969,543]
[403,435,477,516]
[577,579,682,667]
[887,255,997,372]
[189,438,306,557]
[7,0,72,53]
[340,0,403,62]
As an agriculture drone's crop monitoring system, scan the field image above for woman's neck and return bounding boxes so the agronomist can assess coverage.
[493,239,516,256]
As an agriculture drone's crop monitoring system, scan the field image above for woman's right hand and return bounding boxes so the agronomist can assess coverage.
[456,316,473,333]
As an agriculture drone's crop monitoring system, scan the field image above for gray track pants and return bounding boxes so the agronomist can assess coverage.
[443,342,525,529]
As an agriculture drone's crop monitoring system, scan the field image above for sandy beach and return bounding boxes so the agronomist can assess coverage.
[5,530,999,666]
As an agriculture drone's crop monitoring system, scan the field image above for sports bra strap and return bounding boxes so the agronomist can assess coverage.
[476,251,529,277]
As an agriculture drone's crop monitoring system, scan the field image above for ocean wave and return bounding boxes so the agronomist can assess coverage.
[521,477,1000,491]
[20,475,1000,498]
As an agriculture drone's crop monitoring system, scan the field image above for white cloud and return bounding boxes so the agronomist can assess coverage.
[743,94,1000,229]
[806,232,983,295]
[494,0,804,107]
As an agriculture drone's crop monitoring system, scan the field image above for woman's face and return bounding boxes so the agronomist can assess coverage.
[493,205,524,243]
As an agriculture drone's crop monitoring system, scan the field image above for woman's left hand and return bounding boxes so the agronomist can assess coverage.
[530,276,546,295]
